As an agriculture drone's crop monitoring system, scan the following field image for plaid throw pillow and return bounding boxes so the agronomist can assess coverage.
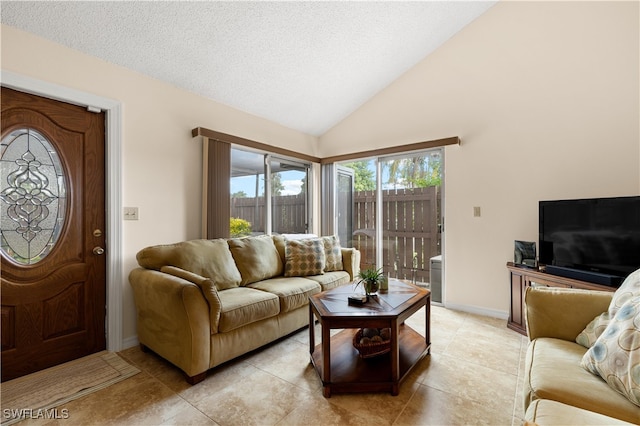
[322,235,343,272]
[284,238,326,277]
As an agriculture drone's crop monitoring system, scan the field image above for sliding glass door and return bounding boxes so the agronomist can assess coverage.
[379,150,442,284]
[230,149,265,236]
[230,148,311,237]
[336,149,442,287]
[338,159,378,270]
[269,157,310,234]
[336,166,354,248]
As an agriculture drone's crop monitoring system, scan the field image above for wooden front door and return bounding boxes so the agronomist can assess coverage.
[1,88,107,381]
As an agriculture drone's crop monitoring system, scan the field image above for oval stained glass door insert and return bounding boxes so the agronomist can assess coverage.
[0,128,67,265]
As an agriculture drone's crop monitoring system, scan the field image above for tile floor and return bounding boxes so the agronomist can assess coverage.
[19,305,529,425]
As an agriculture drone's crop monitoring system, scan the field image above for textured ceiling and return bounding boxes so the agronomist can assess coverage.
[1,1,497,136]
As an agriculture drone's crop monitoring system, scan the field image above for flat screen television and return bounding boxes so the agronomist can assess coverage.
[539,196,640,287]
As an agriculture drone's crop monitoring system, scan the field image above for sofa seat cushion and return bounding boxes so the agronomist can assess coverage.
[217,287,280,333]
[305,271,350,291]
[248,277,320,313]
[525,337,640,423]
[525,399,635,425]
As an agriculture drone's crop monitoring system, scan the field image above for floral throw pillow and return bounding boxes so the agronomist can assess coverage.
[576,311,612,349]
[322,235,343,272]
[284,238,326,277]
[581,295,640,407]
[576,268,640,348]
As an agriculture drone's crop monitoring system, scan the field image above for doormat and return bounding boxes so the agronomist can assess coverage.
[1,351,140,425]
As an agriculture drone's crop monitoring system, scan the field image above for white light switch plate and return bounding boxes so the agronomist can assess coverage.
[124,207,139,220]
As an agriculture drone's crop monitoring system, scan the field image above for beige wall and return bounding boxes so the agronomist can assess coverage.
[1,25,318,342]
[320,1,640,316]
[1,0,639,345]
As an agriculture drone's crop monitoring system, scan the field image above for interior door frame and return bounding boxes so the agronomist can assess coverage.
[1,70,123,352]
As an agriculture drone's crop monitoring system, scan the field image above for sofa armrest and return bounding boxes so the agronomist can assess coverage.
[525,286,613,342]
[341,248,361,280]
[160,266,222,333]
[129,267,211,378]
[159,265,211,286]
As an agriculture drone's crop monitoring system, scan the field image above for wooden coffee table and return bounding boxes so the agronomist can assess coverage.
[308,279,431,397]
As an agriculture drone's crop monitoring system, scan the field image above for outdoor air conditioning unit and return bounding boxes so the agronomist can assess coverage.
[429,255,442,304]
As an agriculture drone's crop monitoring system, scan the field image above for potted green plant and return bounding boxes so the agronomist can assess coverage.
[355,267,383,298]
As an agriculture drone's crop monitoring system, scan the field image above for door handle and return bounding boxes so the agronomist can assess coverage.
[93,246,105,255]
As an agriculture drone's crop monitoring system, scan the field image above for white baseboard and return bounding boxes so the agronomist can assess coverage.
[121,335,140,350]
[442,302,509,320]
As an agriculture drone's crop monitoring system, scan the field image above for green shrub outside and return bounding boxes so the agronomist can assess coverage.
[230,217,252,237]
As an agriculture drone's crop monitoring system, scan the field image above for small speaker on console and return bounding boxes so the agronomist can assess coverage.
[514,240,536,268]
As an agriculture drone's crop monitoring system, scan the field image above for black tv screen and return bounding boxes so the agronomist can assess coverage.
[539,196,640,282]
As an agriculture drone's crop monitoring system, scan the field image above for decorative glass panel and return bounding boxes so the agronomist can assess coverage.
[0,128,66,264]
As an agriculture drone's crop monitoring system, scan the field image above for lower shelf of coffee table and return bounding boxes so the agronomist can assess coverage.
[310,325,430,396]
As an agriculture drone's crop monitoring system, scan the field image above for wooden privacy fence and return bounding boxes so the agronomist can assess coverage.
[231,194,306,234]
[231,186,441,284]
[351,186,441,284]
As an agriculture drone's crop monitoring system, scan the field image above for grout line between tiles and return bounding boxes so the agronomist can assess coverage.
[115,306,525,425]
[118,349,222,425]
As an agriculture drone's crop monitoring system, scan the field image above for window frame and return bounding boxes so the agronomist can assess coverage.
[226,145,314,237]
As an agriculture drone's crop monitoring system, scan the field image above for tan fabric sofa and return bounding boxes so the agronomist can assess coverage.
[523,286,640,424]
[129,234,360,384]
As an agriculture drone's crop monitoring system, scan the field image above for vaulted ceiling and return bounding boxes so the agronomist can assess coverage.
[1,1,497,136]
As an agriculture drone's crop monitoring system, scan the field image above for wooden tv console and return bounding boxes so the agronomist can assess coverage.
[507,262,616,335]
